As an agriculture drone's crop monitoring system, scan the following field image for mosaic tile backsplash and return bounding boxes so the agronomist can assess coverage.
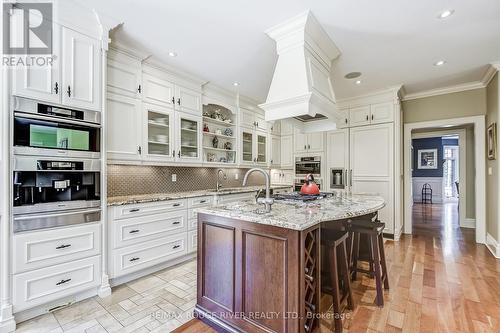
[107,165,266,197]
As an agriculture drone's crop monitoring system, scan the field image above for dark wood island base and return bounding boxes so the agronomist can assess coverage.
[194,212,378,333]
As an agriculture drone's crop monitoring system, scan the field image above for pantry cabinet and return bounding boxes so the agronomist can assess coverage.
[13,26,101,111]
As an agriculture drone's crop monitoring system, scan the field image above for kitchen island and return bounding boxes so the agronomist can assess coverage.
[194,194,385,333]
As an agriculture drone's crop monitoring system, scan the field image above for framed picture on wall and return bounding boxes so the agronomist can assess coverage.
[417,149,438,169]
[488,123,497,160]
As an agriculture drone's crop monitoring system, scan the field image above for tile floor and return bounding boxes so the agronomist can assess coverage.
[15,260,197,333]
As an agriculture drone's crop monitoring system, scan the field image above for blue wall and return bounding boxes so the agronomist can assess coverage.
[412,137,458,178]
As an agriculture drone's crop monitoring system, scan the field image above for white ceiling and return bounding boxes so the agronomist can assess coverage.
[76,0,500,102]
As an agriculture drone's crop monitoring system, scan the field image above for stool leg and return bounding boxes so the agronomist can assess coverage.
[329,246,343,333]
[378,233,389,290]
[368,234,374,278]
[371,234,384,307]
[351,232,359,281]
[341,241,354,310]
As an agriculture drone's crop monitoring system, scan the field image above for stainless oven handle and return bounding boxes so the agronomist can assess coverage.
[13,208,101,233]
[14,208,101,221]
[15,113,101,128]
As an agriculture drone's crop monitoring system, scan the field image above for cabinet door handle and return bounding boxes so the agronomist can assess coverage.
[172,150,175,157]
[199,200,207,203]
[345,118,348,124]
[177,98,181,105]
[129,229,140,234]
[129,257,140,262]
[172,245,181,249]
[366,115,369,121]
[54,82,59,94]
[256,122,259,127]
[137,146,142,154]
[172,221,180,225]
[350,169,353,186]
[178,150,181,158]
[55,244,71,249]
[56,278,71,286]
[308,144,311,149]
[137,85,141,93]
[171,97,175,104]
[129,208,140,212]
[173,203,181,207]
[67,85,71,97]
[371,114,374,121]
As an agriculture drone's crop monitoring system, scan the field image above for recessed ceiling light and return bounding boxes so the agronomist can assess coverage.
[438,9,454,19]
[344,72,362,79]
[355,80,362,85]
[168,51,177,57]
[434,60,446,66]
[233,82,240,86]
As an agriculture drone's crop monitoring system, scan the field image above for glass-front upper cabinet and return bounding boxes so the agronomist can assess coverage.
[256,131,267,164]
[241,129,254,164]
[144,104,174,160]
[176,113,201,162]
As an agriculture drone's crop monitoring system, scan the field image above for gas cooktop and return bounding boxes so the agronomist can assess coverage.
[272,192,335,202]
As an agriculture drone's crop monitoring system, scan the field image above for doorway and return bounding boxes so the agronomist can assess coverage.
[403,115,486,244]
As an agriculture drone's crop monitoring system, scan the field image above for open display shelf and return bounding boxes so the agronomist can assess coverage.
[202,103,237,164]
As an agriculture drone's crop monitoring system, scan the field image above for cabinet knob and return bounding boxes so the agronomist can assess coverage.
[67,85,71,97]
[54,82,59,94]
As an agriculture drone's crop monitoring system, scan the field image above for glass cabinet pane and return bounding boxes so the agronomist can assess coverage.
[147,111,170,156]
[180,117,199,158]
[257,134,266,163]
[242,131,253,162]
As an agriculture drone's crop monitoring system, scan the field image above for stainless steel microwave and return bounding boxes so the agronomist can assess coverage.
[13,97,101,159]
[295,156,321,178]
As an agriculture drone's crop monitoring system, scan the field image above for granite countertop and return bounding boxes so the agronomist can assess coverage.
[107,185,293,206]
[195,194,385,231]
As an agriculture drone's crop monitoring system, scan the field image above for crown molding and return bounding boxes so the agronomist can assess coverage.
[402,62,500,101]
[336,85,403,108]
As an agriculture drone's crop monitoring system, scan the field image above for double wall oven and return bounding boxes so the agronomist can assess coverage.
[294,156,322,191]
[12,97,102,232]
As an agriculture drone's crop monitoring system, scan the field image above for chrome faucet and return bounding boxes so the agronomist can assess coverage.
[242,168,274,212]
[216,169,227,192]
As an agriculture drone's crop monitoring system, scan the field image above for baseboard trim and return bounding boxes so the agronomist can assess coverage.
[461,218,476,229]
[486,233,500,259]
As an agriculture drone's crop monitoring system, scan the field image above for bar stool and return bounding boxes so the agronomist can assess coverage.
[350,220,389,307]
[323,229,355,333]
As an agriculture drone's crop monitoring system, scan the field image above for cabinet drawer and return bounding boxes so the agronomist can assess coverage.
[13,256,100,312]
[188,218,197,231]
[112,199,187,220]
[112,211,187,249]
[13,223,101,274]
[188,230,197,253]
[111,234,187,278]
[187,196,213,208]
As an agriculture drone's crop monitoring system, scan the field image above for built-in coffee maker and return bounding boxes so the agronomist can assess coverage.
[12,97,102,232]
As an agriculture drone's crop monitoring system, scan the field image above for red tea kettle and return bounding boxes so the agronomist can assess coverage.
[300,174,320,195]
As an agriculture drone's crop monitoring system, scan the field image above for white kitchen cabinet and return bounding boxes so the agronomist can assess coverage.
[176,113,202,163]
[349,103,394,127]
[61,27,100,111]
[239,128,267,165]
[269,121,281,135]
[271,170,294,185]
[255,114,267,131]
[240,107,266,130]
[280,120,294,135]
[280,135,294,169]
[337,108,350,129]
[107,50,142,99]
[352,179,393,234]
[270,135,280,166]
[106,93,142,161]
[370,102,394,124]
[188,230,197,253]
[143,103,175,161]
[175,85,201,115]
[13,27,61,103]
[294,129,324,154]
[349,106,371,127]
[142,73,175,108]
[13,26,101,110]
[350,123,393,179]
[326,129,349,191]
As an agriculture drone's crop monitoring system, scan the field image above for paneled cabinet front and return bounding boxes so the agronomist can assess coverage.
[142,73,175,107]
[239,128,267,165]
[13,26,101,111]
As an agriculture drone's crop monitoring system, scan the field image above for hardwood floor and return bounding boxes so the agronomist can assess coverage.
[175,204,500,333]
